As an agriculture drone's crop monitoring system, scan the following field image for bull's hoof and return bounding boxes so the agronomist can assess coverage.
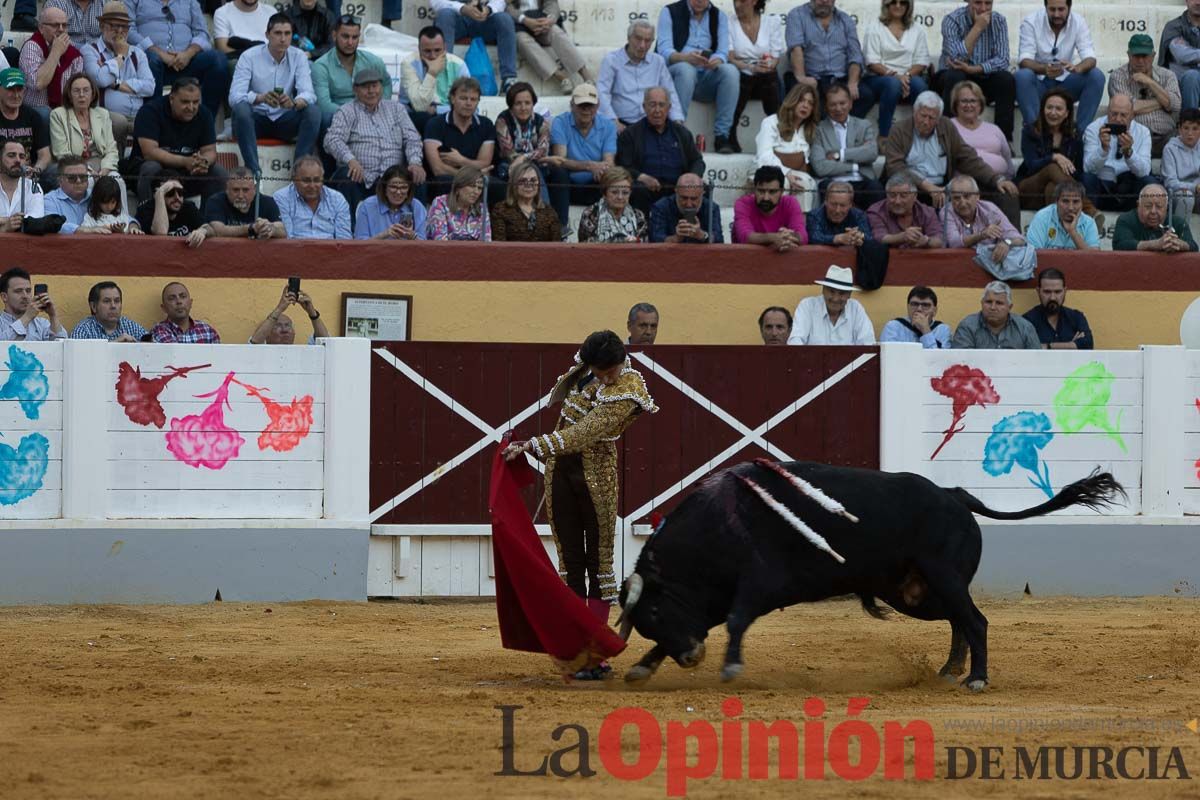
[965,678,988,692]
[625,665,655,683]
[720,663,743,682]
[939,672,959,684]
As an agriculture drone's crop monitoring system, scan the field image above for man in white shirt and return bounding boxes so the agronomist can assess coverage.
[0,267,66,342]
[214,0,275,56]
[1081,94,1157,212]
[229,13,320,177]
[1015,0,1105,130]
[787,265,875,346]
[0,139,43,231]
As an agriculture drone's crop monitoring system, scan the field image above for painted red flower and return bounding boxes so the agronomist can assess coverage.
[235,379,314,453]
[115,362,211,428]
[929,365,1001,460]
[165,372,244,469]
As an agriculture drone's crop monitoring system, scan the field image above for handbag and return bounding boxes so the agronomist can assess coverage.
[973,241,1037,282]
[464,36,498,96]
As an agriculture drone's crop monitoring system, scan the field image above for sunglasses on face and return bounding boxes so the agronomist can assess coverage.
[63,174,89,183]
[886,0,908,6]
[165,189,183,198]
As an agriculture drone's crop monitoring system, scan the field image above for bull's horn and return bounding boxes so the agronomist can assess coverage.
[618,616,635,641]
[616,574,644,641]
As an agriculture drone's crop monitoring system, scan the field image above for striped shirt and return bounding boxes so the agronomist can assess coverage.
[324,99,423,187]
[46,0,104,47]
[784,3,865,78]
[71,316,149,341]
[940,6,1010,73]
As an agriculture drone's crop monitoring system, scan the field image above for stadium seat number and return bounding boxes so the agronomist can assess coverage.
[739,115,750,128]
[914,14,933,27]
[1119,20,1147,32]
[343,3,365,17]
[706,168,729,182]
[416,6,433,19]
[270,159,292,173]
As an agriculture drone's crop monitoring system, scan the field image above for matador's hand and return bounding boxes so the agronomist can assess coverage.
[503,441,531,461]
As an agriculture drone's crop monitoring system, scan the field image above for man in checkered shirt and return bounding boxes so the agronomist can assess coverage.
[150,281,221,343]
[70,281,149,342]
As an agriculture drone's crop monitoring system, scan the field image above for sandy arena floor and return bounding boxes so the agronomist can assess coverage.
[0,596,1198,799]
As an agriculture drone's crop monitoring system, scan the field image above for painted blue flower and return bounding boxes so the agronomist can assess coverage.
[983,411,1055,498]
[0,346,48,420]
[0,432,49,505]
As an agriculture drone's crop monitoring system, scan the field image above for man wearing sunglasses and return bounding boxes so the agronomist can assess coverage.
[42,155,91,233]
[136,170,203,236]
[125,0,230,116]
[1015,0,1104,131]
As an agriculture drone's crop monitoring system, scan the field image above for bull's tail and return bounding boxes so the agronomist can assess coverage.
[857,593,891,620]
[947,469,1127,520]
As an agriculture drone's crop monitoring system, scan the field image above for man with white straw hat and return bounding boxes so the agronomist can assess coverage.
[787,264,875,345]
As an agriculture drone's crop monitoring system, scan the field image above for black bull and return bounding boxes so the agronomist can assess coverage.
[617,460,1125,690]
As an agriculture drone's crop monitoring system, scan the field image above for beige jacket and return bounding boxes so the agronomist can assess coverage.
[49,106,120,174]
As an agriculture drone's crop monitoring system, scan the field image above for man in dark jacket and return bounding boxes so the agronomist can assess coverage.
[1158,0,1200,111]
[615,86,705,214]
[286,0,336,60]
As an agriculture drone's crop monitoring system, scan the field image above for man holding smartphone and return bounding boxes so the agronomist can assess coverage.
[1081,94,1157,212]
[249,282,330,344]
[1014,0,1104,131]
[648,172,723,243]
[0,267,67,342]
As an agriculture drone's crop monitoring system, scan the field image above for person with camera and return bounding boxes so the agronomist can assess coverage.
[249,283,329,344]
[0,267,66,342]
[1081,93,1156,213]
[649,171,722,243]
[0,139,44,231]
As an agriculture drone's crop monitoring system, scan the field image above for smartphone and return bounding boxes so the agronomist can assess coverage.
[398,210,414,228]
[273,86,284,95]
[287,276,301,295]
[34,283,47,296]
[1105,123,1127,138]
[681,208,698,225]
[700,49,712,58]
[438,144,452,153]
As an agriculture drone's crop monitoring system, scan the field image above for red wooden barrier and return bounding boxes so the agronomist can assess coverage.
[369,343,880,527]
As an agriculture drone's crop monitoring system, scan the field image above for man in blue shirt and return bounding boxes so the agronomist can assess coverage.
[880,285,952,349]
[1023,268,1093,350]
[42,155,90,233]
[125,0,230,116]
[274,153,351,238]
[597,21,684,129]
[1025,180,1101,249]
[657,0,739,154]
[785,0,874,118]
[938,0,1015,140]
[805,181,872,245]
[649,172,722,242]
[229,14,320,177]
[544,83,616,226]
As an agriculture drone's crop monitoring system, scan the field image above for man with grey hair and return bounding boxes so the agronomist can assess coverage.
[1113,182,1198,252]
[18,6,83,120]
[805,180,872,246]
[883,90,1020,225]
[597,21,684,131]
[1081,93,1156,213]
[940,175,1024,260]
[952,281,1040,349]
[200,166,286,241]
[627,302,659,344]
[273,153,351,239]
[867,173,943,248]
[650,172,723,243]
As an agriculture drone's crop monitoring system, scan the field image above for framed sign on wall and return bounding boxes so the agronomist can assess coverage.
[341,293,413,341]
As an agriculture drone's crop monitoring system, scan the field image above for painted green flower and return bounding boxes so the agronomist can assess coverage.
[1054,362,1126,452]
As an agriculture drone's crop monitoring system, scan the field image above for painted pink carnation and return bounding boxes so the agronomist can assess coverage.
[165,372,245,469]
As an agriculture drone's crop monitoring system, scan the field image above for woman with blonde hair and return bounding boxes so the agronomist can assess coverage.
[425,166,491,241]
[578,167,647,243]
[754,83,818,210]
[861,0,931,137]
[950,80,1014,178]
[492,160,562,242]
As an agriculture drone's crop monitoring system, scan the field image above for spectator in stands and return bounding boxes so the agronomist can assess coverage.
[952,281,1040,350]
[285,0,336,61]
[732,164,807,249]
[80,173,141,232]
[249,286,329,343]
[274,154,351,238]
[1160,0,1200,112]
[325,67,424,213]
[50,74,123,201]
[1114,183,1199,252]
[868,173,943,248]
[860,0,931,138]
[423,76,496,199]
[230,14,321,179]
[1163,108,1200,219]
[126,0,230,116]
[45,0,104,48]
[1025,179,1100,250]
[940,175,1023,256]
[728,0,784,154]
[83,3,155,147]
[0,140,43,230]
[578,166,647,243]
[1081,94,1156,213]
[0,69,52,179]
[1015,0,1103,132]
[0,268,66,341]
[71,281,148,341]
[354,164,428,240]
[313,14,391,130]
[810,84,881,209]
[805,180,870,246]
[398,25,464,132]
[19,8,84,123]
[657,0,740,154]
[491,159,560,241]
[650,171,722,243]
[784,0,873,117]
[755,83,818,210]
[883,90,1019,224]
[880,285,950,348]
[759,305,792,345]
[152,281,220,343]
[938,0,1015,142]
[201,166,286,240]
[1023,267,1092,350]
[1016,88,1098,221]
[1112,35,1181,159]
[214,0,274,57]
[133,76,226,204]
[137,171,203,237]
[432,0,518,94]
[787,264,875,345]
[627,302,659,344]
[616,86,704,214]
[544,82,616,230]
[42,155,91,233]
[426,165,491,241]
[949,81,1013,179]
[507,0,594,96]
[493,81,550,190]
[597,21,684,130]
